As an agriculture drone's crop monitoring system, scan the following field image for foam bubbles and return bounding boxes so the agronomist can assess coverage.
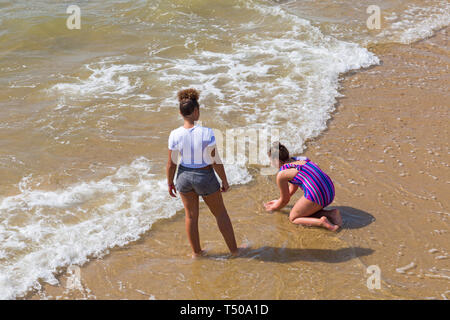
[0,157,181,299]
[377,2,450,44]
[49,60,152,100]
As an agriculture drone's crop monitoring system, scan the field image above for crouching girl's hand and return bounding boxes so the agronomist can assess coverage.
[264,199,280,212]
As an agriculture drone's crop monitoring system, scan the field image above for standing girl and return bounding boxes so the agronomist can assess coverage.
[166,88,240,257]
[264,142,342,231]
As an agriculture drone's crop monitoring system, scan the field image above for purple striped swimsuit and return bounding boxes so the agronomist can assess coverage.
[280,157,335,207]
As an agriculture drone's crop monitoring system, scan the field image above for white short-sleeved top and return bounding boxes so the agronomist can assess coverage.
[168,125,216,168]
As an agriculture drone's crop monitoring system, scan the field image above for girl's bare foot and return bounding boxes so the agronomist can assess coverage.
[319,216,339,231]
[231,246,249,257]
[328,208,343,227]
[192,250,207,258]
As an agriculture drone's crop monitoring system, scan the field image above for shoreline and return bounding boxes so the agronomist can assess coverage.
[28,27,449,300]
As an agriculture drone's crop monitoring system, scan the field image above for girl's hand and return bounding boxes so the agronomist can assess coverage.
[264,199,279,212]
[168,183,177,197]
[221,180,230,192]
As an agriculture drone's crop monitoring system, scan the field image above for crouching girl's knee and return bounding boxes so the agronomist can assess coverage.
[288,214,296,223]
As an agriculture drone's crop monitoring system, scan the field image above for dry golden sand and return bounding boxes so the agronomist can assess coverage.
[29,27,449,300]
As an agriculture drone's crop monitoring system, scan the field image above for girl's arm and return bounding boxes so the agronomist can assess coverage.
[210,147,229,192]
[166,149,178,197]
[289,184,299,197]
[213,163,229,192]
[264,169,298,211]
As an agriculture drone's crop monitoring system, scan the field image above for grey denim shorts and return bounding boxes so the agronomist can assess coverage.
[176,165,220,196]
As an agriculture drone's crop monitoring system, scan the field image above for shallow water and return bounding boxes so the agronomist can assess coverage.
[0,0,449,299]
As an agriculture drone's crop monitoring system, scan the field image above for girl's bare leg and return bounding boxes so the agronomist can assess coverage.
[179,191,203,257]
[202,190,239,255]
[289,196,339,231]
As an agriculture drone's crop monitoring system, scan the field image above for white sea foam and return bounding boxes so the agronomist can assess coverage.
[49,61,152,100]
[377,2,450,44]
[0,156,251,299]
[158,0,379,156]
[0,157,181,299]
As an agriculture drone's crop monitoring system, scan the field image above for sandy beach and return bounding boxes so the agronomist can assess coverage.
[26,27,449,300]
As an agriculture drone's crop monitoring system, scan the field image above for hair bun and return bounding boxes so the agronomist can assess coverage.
[177,88,199,102]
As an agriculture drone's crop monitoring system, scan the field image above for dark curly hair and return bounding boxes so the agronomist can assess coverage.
[178,88,200,116]
[268,141,290,162]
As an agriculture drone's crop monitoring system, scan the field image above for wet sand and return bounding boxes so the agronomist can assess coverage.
[29,27,449,300]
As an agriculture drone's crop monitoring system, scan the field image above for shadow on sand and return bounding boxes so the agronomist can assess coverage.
[280,205,375,230]
[227,206,375,263]
[241,246,374,263]
[331,206,375,230]
[203,206,375,263]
